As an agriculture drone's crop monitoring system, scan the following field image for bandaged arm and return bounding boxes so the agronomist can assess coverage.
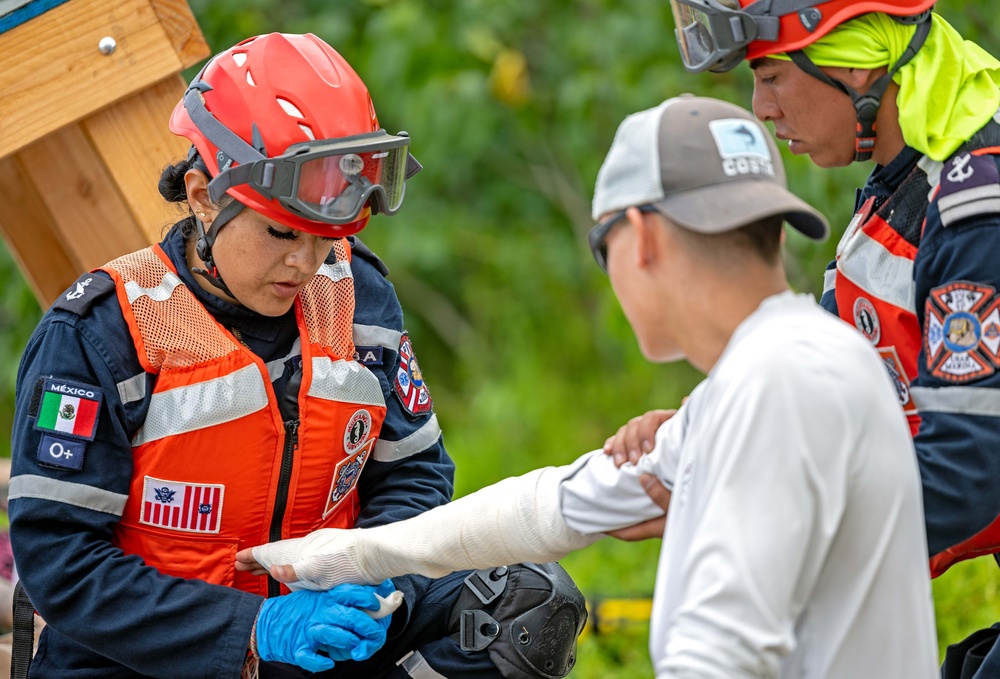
[252,444,678,591]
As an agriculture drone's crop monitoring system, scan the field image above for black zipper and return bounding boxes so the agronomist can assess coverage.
[267,418,299,597]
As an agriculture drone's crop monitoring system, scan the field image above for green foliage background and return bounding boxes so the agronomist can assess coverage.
[1,1,998,675]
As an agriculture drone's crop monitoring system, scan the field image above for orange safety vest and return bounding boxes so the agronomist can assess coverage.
[835,195,922,437]
[101,242,386,595]
[835,157,1000,577]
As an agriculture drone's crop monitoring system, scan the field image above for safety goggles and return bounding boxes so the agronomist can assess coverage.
[670,0,760,73]
[587,204,660,273]
[208,129,413,225]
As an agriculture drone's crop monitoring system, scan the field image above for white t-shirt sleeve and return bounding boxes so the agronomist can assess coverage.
[559,406,686,535]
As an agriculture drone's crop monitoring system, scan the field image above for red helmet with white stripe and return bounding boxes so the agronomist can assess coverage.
[170,33,416,238]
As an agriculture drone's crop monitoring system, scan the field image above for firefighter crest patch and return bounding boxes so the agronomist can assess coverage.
[393,333,433,416]
[925,281,1000,383]
[324,438,374,517]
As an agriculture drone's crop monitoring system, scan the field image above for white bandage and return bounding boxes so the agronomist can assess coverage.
[252,467,601,591]
[366,591,404,620]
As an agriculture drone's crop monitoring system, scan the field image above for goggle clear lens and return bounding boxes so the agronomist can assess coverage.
[671,0,720,71]
[670,0,752,74]
[294,143,409,221]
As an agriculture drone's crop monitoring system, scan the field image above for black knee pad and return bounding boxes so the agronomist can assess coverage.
[448,562,587,679]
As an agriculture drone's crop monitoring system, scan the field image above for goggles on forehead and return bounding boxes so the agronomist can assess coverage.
[208,130,413,224]
[670,0,761,74]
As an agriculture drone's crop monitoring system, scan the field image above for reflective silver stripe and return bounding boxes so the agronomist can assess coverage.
[396,651,447,679]
[823,268,837,297]
[838,230,915,313]
[124,271,182,304]
[117,372,147,404]
[939,182,1000,226]
[9,475,128,516]
[911,386,1000,417]
[308,357,386,407]
[354,323,401,350]
[316,260,352,283]
[133,364,269,446]
[374,413,442,462]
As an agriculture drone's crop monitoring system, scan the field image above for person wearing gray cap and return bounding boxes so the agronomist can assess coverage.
[236,95,937,678]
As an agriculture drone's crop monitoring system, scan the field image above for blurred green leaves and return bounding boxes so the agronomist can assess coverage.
[0,1,997,674]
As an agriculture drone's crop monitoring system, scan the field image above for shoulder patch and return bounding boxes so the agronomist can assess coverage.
[924,281,1000,383]
[392,333,433,416]
[349,236,390,277]
[935,151,1000,228]
[50,273,115,316]
[37,435,86,471]
[355,345,384,366]
[33,378,104,441]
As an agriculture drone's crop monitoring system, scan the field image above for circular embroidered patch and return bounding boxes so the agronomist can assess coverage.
[344,409,372,453]
[853,297,881,344]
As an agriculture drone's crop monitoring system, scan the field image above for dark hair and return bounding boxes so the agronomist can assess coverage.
[730,215,784,265]
[670,214,784,267]
[157,156,234,241]
[158,157,198,240]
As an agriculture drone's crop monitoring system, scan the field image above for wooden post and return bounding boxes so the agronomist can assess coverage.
[0,0,210,305]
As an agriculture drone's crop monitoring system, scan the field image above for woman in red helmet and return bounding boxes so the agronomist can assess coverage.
[606,2,1000,676]
[6,33,584,679]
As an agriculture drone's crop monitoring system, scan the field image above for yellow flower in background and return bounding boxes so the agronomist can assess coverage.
[490,48,531,106]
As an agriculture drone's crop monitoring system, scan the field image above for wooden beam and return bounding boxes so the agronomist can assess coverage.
[0,155,79,305]
[0,0,184,159]
[17,125,149,276]
[83,75,193,244]
[148,0,211,68]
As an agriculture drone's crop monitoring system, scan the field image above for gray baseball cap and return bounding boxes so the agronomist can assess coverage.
[592,94,829,240]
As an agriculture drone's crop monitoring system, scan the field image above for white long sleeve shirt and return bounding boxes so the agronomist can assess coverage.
[559,292,937,679]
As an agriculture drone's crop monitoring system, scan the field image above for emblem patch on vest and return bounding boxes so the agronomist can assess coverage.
[33,378,103,441]
[393,333,433,416]
[324,439,374,518]
[878,347,916,415]
[854,297,881,344]
[345,409,373,454]
[925,281,1000,383]
[139,476,224,534]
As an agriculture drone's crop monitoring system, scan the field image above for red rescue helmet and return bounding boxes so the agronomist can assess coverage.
[170,33,419,239]
[670,0,937,74]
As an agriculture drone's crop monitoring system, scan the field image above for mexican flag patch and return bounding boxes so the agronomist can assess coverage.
[34,378,103,441]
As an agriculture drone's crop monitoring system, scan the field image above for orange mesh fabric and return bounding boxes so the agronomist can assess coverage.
[104,249,238,372]
[298,238,356,360]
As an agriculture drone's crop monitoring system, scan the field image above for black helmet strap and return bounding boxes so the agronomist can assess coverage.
[191,198,245,300]
[787,15,931,162]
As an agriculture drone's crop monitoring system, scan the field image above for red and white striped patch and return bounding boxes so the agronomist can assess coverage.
[139,476,225,534]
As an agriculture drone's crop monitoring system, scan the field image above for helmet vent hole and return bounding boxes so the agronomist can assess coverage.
[246,70,256,87]
[298,124,315,140]
[277,98,304,119]
[232,52,247,67]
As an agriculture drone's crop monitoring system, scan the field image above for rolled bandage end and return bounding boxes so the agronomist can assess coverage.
[366,590,404,620]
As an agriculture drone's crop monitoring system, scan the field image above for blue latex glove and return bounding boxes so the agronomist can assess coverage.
[348,579,396,660]
[255,583,388,672]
